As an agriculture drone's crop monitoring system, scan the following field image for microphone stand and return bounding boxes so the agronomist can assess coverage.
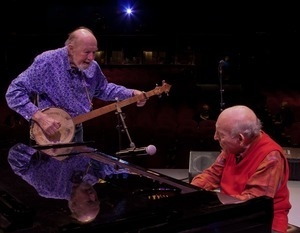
[218,60,225,112]
[114,98,136,153]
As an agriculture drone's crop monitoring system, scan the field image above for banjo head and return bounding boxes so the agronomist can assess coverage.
[31,107,75,145]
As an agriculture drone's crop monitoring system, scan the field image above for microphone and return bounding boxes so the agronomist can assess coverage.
[219,58,230,67]
[218,59,227,73]
[219,60,226,67]
[116,145,157,157]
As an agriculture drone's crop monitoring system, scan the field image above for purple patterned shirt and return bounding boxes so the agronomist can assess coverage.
[5,46,133,121]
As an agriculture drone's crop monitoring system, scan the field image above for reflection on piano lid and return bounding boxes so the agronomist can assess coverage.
[31,140,95,150]
[32,141,96,158]
[1,143,274,233]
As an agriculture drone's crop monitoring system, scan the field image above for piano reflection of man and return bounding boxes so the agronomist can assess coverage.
[7,143,129,223]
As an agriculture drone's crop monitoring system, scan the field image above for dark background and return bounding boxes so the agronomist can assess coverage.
[2,1,299,85]
[1,0,300,168]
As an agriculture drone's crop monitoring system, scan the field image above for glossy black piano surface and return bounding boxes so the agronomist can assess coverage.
[0,142,273,233]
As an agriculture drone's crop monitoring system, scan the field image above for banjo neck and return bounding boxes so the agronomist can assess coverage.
[72,81,171,125]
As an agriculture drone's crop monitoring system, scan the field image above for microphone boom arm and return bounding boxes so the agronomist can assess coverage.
[114,100,157,158]
[115,99,136,150]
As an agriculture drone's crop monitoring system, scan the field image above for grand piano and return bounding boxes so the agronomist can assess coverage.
[0,142,273,233]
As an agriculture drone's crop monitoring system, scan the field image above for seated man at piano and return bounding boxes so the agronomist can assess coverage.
[191,105,291,233]
[5,26,147,144]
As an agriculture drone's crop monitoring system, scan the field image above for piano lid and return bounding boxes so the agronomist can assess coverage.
[0,143,273,233]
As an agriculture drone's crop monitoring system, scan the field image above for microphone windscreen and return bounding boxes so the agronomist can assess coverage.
[146,145,157,155]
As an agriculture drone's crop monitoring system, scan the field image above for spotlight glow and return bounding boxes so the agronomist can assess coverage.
[126,8,133,15]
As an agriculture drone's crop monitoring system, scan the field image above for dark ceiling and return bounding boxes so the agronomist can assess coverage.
[1,1,300,88]
[4,0,298,36]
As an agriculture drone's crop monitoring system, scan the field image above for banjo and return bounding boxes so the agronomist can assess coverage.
[31,81,171,145]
